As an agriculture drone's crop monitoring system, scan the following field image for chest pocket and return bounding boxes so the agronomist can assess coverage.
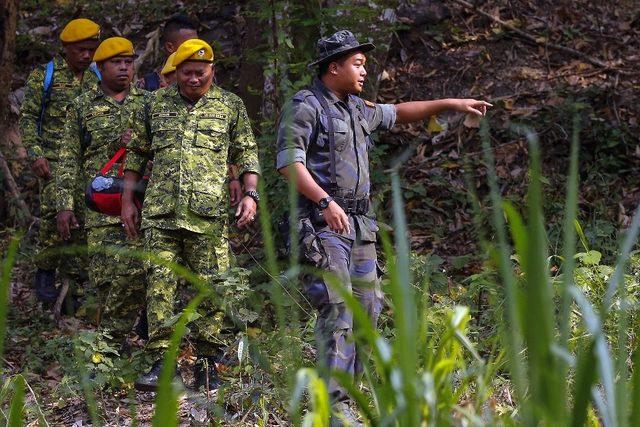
[151,113,181,151]
[85,115,118,149]
[319,113,349,152]
[195,118,227,152]
[358,116,374,150]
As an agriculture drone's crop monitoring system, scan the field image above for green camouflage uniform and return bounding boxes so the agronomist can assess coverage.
[19,56,99,278]
[126,84,260,357]
[57,85,148,342]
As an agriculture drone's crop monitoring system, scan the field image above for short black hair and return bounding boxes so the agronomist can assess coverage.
[161,14,198,45]
[317,55,349,78]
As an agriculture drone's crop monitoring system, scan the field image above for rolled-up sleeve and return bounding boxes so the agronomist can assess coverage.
[276,99,316,170]
[365,102,396,133]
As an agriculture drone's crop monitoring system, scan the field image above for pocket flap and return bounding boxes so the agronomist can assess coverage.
[189,190,224,218]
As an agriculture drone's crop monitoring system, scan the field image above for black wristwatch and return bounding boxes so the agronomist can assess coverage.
[317,196,333,210]
[245,190,260,203]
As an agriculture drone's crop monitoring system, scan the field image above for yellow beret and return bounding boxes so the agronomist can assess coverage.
[160,53,177,75]
[93,37,135,62]
[172,39,214,67]
[60,18,100,43]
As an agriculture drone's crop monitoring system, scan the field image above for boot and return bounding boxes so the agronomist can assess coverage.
[34,269,58,304]
[193,356,221,391]
[330,401,362,427]
[134,359,182,392]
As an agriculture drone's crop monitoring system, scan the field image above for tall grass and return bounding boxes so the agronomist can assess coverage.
[289,115,640,426]
[2,114,639,425]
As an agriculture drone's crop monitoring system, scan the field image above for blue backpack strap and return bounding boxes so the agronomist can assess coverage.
[37,60,55,137]
[89,62,102,81]
[143,72,161,92]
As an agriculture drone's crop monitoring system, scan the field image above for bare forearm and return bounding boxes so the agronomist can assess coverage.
[279,162,328,204]
[123,170,141,202]
[241,172,258,192]
[394,99,456,124]
[395,98,492,125]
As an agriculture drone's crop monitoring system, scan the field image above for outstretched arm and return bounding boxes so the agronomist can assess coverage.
[395,99,492,124]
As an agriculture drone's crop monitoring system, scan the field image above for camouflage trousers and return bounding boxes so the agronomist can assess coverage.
[87,225,146,343]
[304,230,383,403]
[143,227,235,358]
[37,177,87,279]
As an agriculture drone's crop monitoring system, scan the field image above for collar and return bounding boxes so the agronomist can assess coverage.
[312,78,358,109]
[175,83,222,107]
[91,83,138,104]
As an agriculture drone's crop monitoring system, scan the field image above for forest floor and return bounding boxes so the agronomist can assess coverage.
[2,0,639,425]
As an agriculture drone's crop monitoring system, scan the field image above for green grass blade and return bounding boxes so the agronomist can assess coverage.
[479,119,529,420]
[559,111,581,420]
[8,375,25,427]
[520,129,564,423]
[629,340,640,426]
[570,341,597,427]
[152,292,208,427]
[387,169,419,426]
[0,234,21,363]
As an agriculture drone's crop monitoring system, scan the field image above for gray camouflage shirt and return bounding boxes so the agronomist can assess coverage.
[276,78,396,241]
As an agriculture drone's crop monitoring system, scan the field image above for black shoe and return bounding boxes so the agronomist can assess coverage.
[134,359,182,392]
[194,356,221,391]
[34,269,58,303]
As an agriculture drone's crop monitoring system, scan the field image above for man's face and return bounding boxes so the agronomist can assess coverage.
[63,39,100,72]
[176,61,213,101]
[98,56,135,92]
[333,51,367,94]
[165,29,199,54]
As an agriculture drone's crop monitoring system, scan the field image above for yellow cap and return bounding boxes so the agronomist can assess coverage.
[93,37,135,62]
[59,18,100,43]
[172,39,214,67]
[160,53,177,75]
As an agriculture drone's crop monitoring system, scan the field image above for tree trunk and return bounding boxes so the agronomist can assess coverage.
[1,0,22,226]
[237,7,266,123]
[0,0,17,124]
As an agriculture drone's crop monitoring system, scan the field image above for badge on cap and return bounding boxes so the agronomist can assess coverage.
[197,49,205,57]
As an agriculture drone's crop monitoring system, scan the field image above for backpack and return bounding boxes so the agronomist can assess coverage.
[36,60,102,137]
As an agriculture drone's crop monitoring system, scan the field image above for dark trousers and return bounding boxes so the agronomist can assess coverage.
[304,230,383,402]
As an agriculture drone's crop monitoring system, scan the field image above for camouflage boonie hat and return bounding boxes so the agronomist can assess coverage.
[308,29,375,68]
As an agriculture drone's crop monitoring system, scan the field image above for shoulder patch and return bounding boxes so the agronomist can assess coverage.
[364,100,376,108]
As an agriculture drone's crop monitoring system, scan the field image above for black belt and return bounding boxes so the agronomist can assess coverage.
[333,197,369,215]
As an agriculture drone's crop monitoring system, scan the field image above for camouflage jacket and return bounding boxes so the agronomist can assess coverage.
[126,84,260,235]
[276,78,396,242]
[57,85,149,228]
[19,56,101,162]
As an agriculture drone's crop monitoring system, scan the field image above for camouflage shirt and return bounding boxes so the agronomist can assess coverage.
[19,56,101,162]
[126,84,260,235]
[276,78,396,241]
[57,85,149,228]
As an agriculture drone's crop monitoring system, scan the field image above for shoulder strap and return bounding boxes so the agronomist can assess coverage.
[89,62,102,81]
[309,88,338,192]
[101,147,127,176]
[144,72,161,92]
[37,60,55,137]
